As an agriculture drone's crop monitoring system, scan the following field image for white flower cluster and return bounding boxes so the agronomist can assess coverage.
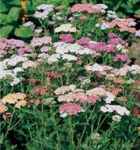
[47,53,77,64]
[96,23,110,30]
[0,55,27,86]
[96,4,108,12]
[54,85,76,95]
[85,63,113,75]
[46,42,95,64]
[0,52,44,86]
[54,23,77,33]
[112,115,121,122]
[113,65,140,76]
[34,4,54,19]
[107,10,118,19]
[100,104,130,116]
[54,42,93,55]
[85,63,140,77]
[135,30,140,37]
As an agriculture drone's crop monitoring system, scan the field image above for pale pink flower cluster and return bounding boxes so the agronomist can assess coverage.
[85,63,140,77]
[0,38,31,56]
[71,3,107,14]
[58,91,98,104]
[31,36,52,47]
[18,47,32,55]
[86,87,115,104]
[100,18,136,33]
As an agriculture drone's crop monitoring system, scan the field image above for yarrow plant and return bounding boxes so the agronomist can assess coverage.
[0,1,140,150]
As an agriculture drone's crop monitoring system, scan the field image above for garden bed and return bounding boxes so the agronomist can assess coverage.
[0,1,140,150]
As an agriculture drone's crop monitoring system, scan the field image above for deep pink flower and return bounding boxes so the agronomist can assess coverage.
[87,42,106,52]
[59,103,82,115]
[105,44,115,53]
[59,34,74,43]
[76,37,91,46]
[108,33,125,45]
[114,54,128,62]
[108,38,123,46]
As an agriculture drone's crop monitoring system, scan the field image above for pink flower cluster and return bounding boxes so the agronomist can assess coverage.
[76,33,125,53]
[0,38,31,55]
[18,47,32,55]
[55,85,99,117]
[71,3,107,14]
[59,34,74,43]
[58,91,98,104]
[76,37,91,46]
[31,36,52,47]
[59,103,82,116]
[114,54,128,62]
[102,18,136,33]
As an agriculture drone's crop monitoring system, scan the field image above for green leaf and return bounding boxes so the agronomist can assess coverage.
[15,26,33,38]
[7,7,20,23]
[135,9,140,15]
[8,0,21,6]
[0,13,8,25]
[0,1,8,13]
[0,25,14,37]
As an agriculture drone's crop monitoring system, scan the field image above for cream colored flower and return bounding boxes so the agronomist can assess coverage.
[55,23,77,33]
[54,85,76,95]
[2,93,27,105]
[112,115,121,122]
[22,60,39,69]
[15,100,27,109]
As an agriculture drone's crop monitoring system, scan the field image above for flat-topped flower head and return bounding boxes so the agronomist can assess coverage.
[114,54,128,62]
[71,3,107,14]
[59,103,82,117]
[55,85,76,95]
[31,36,52,47]
[59,34,74,43]
[100,104,130,116]
[55,23,77,33]
[34,4,54,19]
